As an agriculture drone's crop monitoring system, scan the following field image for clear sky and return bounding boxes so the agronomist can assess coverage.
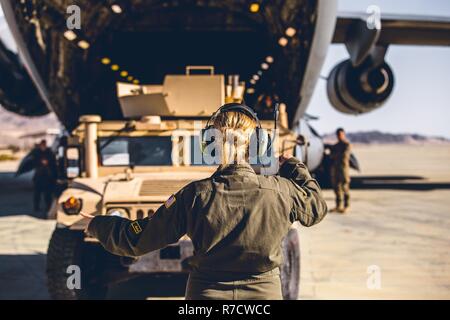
[1,1,449,137]
[309,0,450,138]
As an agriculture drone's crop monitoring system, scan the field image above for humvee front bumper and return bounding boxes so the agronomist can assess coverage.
[85,236,194,274]
[128,239,194,273]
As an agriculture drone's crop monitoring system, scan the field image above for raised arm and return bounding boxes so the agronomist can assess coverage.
[87,184,195,257]
[279,157,328,227]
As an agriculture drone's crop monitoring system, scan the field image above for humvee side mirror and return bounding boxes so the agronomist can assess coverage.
[296,134,310,146]
[65,146,82,179]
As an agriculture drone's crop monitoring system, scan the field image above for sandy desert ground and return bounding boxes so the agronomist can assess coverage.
[0,144,449,299]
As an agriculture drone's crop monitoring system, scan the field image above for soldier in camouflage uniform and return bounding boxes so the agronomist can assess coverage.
[330,128,351,214]
[83,104,328,299]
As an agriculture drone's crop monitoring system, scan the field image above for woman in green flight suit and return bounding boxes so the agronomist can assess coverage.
[82,103,328,300]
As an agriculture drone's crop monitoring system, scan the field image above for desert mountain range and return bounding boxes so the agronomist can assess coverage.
[323,130,450,145]
[0,108,448,147]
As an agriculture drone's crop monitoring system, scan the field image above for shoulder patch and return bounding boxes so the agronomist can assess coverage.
[164,194,176,209]
[130,221,142,235]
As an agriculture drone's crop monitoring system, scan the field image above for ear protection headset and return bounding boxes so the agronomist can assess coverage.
[200,103,271,157]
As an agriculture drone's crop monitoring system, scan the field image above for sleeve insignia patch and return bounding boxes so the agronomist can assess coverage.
[164,194,176,209]
[131,221,142,234]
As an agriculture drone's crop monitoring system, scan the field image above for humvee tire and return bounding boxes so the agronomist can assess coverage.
[281,223,301,300]
[47,228,108,300]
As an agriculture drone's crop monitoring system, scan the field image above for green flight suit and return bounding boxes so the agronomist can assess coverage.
[88,157,328,300]
[330,140,351,209]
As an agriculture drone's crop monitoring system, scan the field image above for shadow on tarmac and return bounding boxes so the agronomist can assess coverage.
[0,253,187,300]
[0,254,49,299]
[0,172,49,219]
[107,274,188,299]
[349,175,450,190]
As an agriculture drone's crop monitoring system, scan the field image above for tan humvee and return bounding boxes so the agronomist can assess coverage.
[46,68,302,300]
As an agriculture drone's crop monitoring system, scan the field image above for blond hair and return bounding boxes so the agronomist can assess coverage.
[212,111,257,164]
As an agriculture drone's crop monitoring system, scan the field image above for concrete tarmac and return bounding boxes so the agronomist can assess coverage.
[300,144,450,299]
[0,144,449,299]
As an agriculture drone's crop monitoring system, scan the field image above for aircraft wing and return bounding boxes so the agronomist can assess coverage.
[333,12,450,46]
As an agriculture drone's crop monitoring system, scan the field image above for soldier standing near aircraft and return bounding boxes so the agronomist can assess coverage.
[32,140,57,213]
[82,103,328,300]
[330,128,351,214]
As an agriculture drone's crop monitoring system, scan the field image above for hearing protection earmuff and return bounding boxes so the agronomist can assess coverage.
[200,103,272,158]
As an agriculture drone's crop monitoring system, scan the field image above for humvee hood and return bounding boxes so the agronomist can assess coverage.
[102,171,212,203]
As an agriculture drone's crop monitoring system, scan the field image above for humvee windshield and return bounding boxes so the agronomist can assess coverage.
[99,135,214,166]
[99,136,173,166]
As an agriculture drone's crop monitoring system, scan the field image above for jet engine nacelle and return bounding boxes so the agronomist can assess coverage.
[0,41,49,116]
[327,59,394,114]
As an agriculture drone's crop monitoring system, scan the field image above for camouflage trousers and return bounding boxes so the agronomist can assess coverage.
[185,268,282,300]
[333,182,350,209]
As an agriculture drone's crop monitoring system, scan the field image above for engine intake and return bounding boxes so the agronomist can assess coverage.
[327,59,394,114]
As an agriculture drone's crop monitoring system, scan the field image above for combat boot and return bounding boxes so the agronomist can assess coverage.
[330,207,343,213]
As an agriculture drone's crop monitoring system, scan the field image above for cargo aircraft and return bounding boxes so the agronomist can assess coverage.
[1,0,450,172]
